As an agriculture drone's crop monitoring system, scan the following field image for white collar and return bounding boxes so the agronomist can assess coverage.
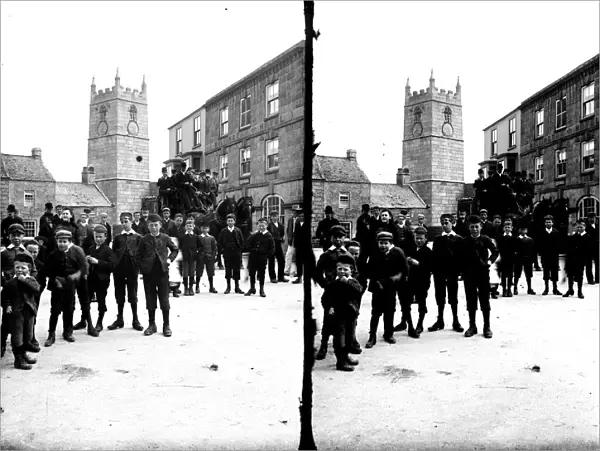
[121,229,135,235]
[200,233,208,237]
[227,226,235,232]
[546,228,552,233]
[580,231,587,236]
[261,230,268,235]
[7,244,26,250]
[504,233,511,237]
[63,242,74,251]
[186,232,194,235]
[328,245,347,253]
[441,231,456,236]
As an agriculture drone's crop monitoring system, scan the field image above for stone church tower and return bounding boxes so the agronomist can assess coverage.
[87,70,150,222]
[402,71,464,226]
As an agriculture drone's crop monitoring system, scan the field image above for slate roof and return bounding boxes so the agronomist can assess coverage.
[312,155,370,183]
[0,153,55,182]
[55,182,113,207]
[370,183,428,209]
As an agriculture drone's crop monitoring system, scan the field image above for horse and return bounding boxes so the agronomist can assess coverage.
[234,196,253,252]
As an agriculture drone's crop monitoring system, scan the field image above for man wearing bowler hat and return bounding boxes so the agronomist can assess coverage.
[316,206,340,252]
[2,204,24,248]
[39,203,55,231]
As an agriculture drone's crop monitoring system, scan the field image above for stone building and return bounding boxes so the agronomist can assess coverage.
[0,148,112,238]
[402,72,465,227]
[87,71,151,223]
[519,54,599,218]
[481,108,521,178]
[312,150,427,238]
[166,105,206,173]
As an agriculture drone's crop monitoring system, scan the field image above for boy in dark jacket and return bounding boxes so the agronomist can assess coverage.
[108,212,143,331]
[217,213,245,295]
[196,221,218,294]
[345,240,367,354]
[428,214,464,333]
[365,230,408,348]
[25,240,46,351]
[178,219,201,296]
[513,223,536,295]
[496,221,517,297]
[245,217,275,297]
[563,220,591,299]
[537,215,562,296]
[2,255,40,370]
[85,225,115,333]
[135,214,179,337]
[401,226,433,338]
[321,254,362,372]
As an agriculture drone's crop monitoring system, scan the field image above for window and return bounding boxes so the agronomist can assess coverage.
[266,138,279,170]
[266,81,279,116]
[582,83,595,118]
[240,95,251,129]
[194,116,201,146]
[578,196,599,220]
[444,107,452,124]
[555,96,567,129]
[192,157,202,171]
[262,195,284,222]
[535,109,544,137]
[535,156,544,181]
[414,107,422,124]
[240,147,251,176]
[339,192,350,209]
[129,105,137,122]
[491,129,498,155]
[99,105,107,122]
[220,107,229,136]
[219,154,228,180]
[339,221,352,239]
[176,127,182,155]
[24,190,35,207]
[582,140,595,172]
[23,220,36,238]
[555,149,567,178]
[509,117,517,147]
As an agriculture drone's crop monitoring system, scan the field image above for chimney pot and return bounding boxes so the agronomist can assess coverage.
[397,167,410,186]
[31,147,42,159]
[82,166,95,184]
[346,149,357,162]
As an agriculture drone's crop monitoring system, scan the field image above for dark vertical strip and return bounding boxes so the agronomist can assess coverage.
[299,1,317,450]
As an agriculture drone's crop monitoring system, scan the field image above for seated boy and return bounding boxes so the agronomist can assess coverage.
[2,254,41,369]
[321,254,362,371]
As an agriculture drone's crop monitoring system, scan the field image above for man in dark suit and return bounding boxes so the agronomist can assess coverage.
[157,167,171,213]
[453,209,470,238]
[84,225,115,333]
[292,212,311,284]
[1,204,24,247]
[479,209,495,238]
[537,214,562,296]
[585,212,599,284]
[267,210,288,283]
[315,206,340,252]
[284,207,302,277]
[39,202,55,232]
[135,214,179,337]
[98,212,112,247]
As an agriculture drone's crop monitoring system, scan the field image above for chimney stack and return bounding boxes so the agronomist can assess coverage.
[31,147,42,159]
[346,149,357,162]
[82,166,96,184]
[397,167,410,186]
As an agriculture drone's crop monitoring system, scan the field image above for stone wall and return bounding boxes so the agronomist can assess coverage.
[7,180,56,236]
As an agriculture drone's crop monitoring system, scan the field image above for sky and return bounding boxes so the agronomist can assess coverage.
[1,1,599,185]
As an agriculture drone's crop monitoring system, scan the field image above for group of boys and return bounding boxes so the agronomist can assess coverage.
[313,202,598,372]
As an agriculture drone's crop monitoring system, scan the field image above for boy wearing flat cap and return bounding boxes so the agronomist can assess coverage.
[135,213,179,337]
[217,213,245,294]
[564,220,592,299]
[458,215,499,339]
[108,212,144,331]
[315,225,354,360]
[44,228,89,346]
[537,214,562,296]
[84,225,115,333]
[245,217,275,297]
[195,221,218,294]
[364,230,408,348]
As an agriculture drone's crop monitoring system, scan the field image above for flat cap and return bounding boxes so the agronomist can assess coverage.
[7,224,25,235]
[376,231,393,241]
[147,213,162,223]
[14,253,34,265]
[174,213,184,219]
[162,207,171,212]
[544,214,554,221]
[93,225,107,234]
[119,212,133,220]
[329,225,347,237]
[414,226,428,235]
[479,209,488,214]
[226,213,236,220]
[468,215,482,224]
[55,229,73,240]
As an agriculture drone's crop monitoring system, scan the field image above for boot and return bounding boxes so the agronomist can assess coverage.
[234,280,244,294]
[393,318,407,332]
[542,280,549,296]
[86,312,99,337]
[224,279,231,294]
[506,283,513,297]
[63,311,75,342]
[144,310,157,336]
[162,310,172,337]
[450,304,464,332]
[44,331,56,347]
[245,277,256,296]
[513,279,519,295]
[22,351,37,365]
[563,280,574,297]
[552,282,562,296]
[464,311,478,337]
[176,283,182,294]
[428,304,445,331]
[346,354,359,366]
[25,341,41,354]
[335,349,354,372]
[577,281,584,299]
[209,277,217,293]
[365,315,378,348]
[182,278,189,296]
[482,310,493,339]
[405,313,420,339]
[415,313,425,335]
[259,282,266,298]
[365,333,376,349]
[490,285,499,299]
[292,277,302,284]
[501,281,508,297]
[526,278,536,295]
[172,284,180,298]
[195,277,200,294]
[95,312,104,332]
[131,303,144,331]
[13,347,32,371]
[383,312,396,343]
[315,339,328,360]
[30,320,40,349]
[73,314,87,330]
[108,304,125,330]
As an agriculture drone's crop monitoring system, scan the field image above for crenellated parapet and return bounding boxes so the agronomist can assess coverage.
[90,70,146,105]
[405,71,461,105]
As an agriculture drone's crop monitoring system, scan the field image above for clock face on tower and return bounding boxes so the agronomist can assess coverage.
[127,121,139,136]
[442,122,454,137]
[97,121,108,136]
[412,122,423,137]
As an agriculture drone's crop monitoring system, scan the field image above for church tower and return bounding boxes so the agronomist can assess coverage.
[402,71,464,226]
[87,70,150,222]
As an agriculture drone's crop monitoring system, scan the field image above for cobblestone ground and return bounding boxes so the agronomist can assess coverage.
[1,263,598,450]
